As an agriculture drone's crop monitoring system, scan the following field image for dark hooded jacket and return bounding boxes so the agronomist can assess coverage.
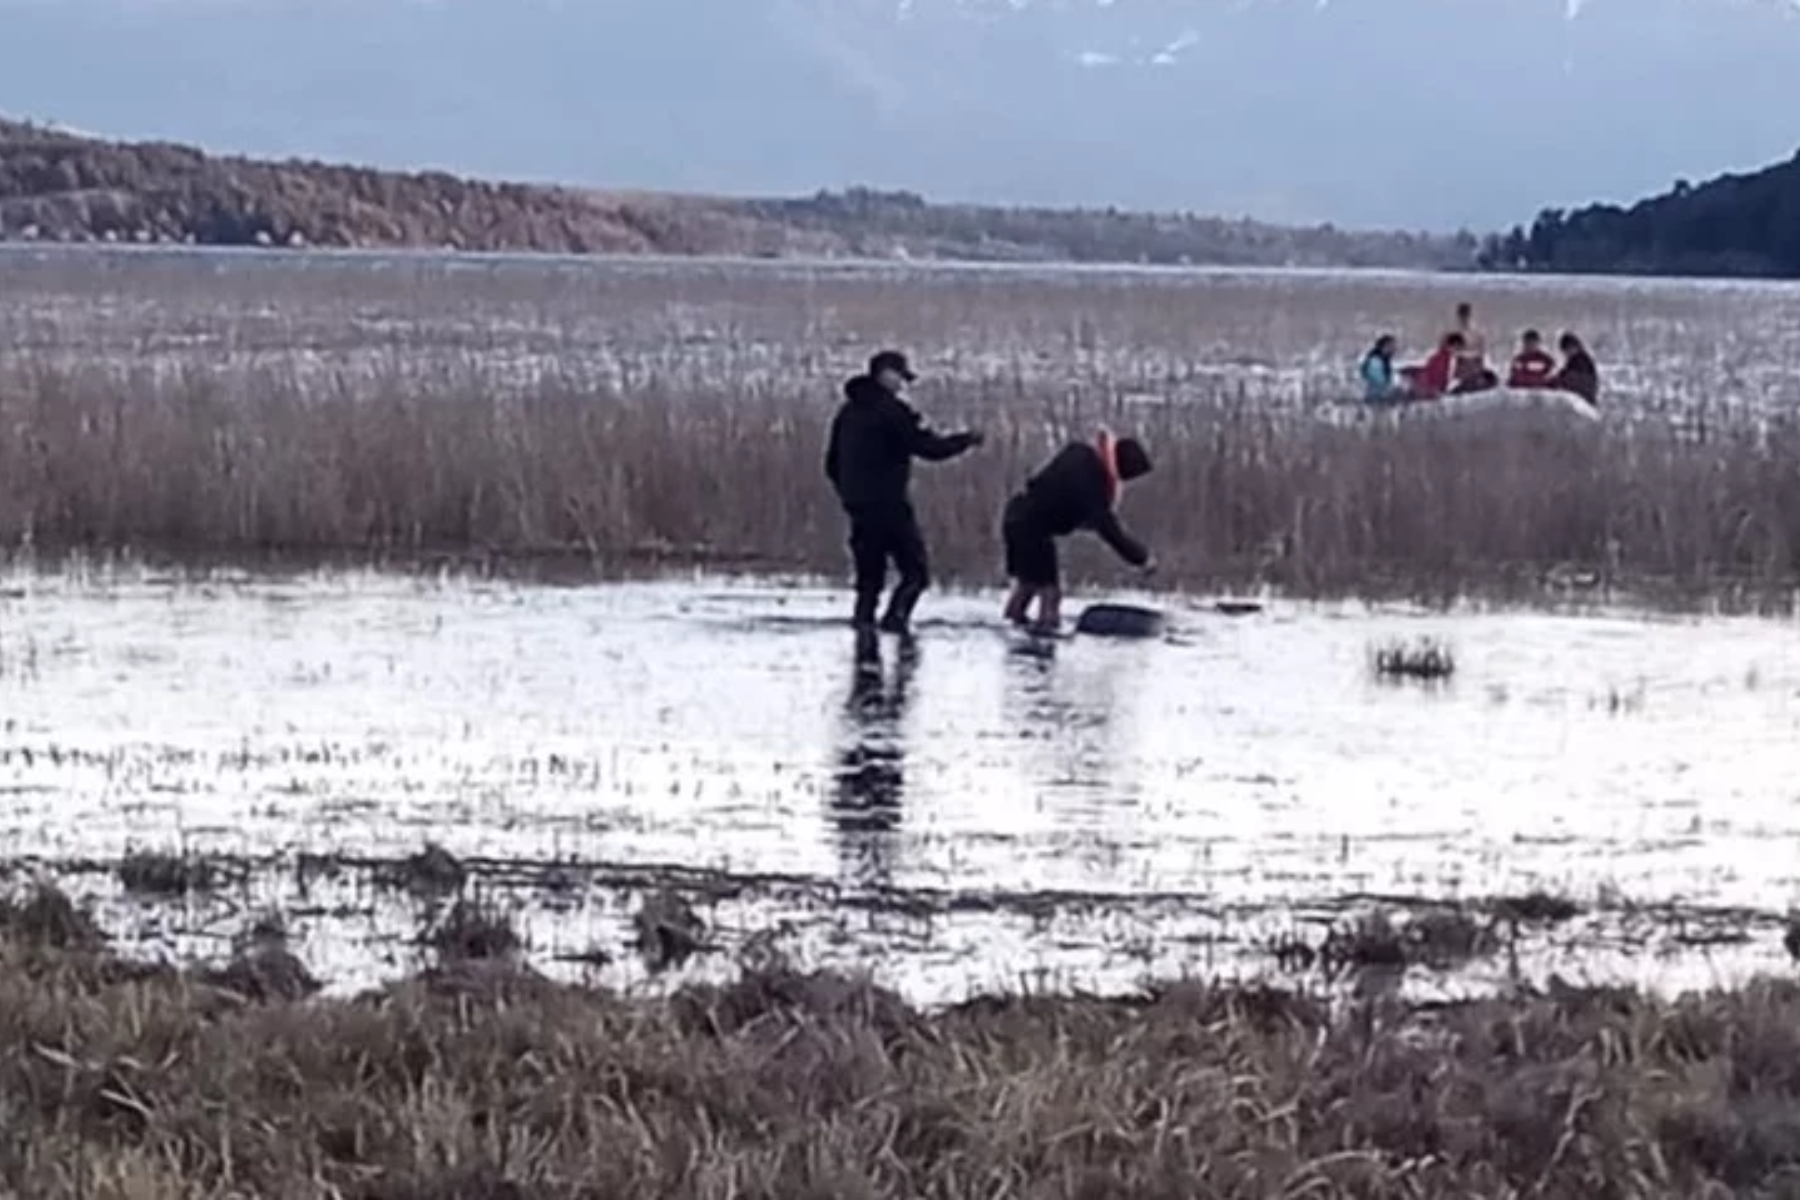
[1006,441,1149,567]
[1550,349,1599,406]
[824,375,977,515]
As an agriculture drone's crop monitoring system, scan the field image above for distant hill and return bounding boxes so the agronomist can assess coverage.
[0,117,1476,270]
[1481,150,1800,279]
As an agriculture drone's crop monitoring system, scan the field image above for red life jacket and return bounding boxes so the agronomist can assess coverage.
[1508,349,1556,388]
[1418,348,1456,396]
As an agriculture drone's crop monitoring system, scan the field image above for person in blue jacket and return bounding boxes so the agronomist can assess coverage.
[1359,334,1403,403]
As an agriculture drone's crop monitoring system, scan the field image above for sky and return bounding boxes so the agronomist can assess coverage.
[3,0,1799,232]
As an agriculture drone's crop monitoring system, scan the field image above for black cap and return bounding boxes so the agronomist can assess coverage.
[869,350,917,382]
[1116,437,1152,481]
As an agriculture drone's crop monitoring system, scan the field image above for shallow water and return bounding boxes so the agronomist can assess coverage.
[2,566,1798,998]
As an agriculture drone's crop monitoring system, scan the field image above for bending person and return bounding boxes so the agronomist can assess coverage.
[1000,430,1155,633]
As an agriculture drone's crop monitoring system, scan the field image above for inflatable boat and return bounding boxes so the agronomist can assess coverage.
[1318,386,1600,428]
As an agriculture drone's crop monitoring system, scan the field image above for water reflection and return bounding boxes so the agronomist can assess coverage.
[828,631,919,885]
[1004,635,1141,803]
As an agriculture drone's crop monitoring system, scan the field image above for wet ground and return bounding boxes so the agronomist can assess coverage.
[2,564,1798,1000]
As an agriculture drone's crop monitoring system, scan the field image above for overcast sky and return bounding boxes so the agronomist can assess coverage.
[3,0,1799,231]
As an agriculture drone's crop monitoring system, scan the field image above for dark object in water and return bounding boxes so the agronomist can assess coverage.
[1213,600,1263,616]
[1373,639,1456,681]
[1074,603,1165,639]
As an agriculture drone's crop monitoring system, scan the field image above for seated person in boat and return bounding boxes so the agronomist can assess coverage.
[1548,332,1599,406]
[1001,431,1155,634]
[1506,329,1558,388]
[1449,302,1499,392]
[1359,334,1404,402]
[1453,362,1501,393]
[1409,332,1464,399]
[1451,302,1488,362]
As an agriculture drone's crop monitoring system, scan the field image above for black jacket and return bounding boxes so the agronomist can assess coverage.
[1007,442,1149,567]
[1551,350,1599,406]
[824,375,977,514]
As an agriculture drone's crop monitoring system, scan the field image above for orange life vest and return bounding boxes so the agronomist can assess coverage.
[1095,428,1122,507]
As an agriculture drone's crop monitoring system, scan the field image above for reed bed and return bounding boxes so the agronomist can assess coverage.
[1,355,1798,604]
[2,885,1800,1198]
[4,249,1800,603]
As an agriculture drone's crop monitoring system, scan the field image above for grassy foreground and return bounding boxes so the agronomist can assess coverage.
[3,887,1800,1198]
[3,357,1799,606]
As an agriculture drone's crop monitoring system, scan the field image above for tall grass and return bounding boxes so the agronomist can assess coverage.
[4,898,1800,1198]
[2,356,1798,604]
[4,249,1800,604]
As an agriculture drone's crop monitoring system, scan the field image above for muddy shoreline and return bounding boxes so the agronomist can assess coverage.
[6,839,1793,1007]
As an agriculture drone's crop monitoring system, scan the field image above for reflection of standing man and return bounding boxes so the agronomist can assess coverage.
[830,636,919,886]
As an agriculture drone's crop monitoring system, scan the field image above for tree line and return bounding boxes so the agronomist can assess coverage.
[1477,150,1800,279]
[0,117,1475,269]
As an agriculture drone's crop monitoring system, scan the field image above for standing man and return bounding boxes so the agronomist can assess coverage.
[824,350,983,635]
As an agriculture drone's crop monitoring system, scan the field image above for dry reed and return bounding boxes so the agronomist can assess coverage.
[4,250,1800,606]
[1,356,1797,605]
[2,885,1800,1198]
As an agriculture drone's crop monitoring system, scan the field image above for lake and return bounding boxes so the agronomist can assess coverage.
[4,563,1796,1000]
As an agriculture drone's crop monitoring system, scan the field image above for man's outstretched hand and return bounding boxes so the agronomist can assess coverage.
[1138,555,1158,578]
[964,429,986,448]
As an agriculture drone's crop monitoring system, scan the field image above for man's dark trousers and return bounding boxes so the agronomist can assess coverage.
[848,502,929,629]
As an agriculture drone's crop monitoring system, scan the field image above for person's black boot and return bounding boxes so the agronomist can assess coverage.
[879,590,920,636]
[881,557,926,633]
[877,582,913,632]
[852,588,880,632]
